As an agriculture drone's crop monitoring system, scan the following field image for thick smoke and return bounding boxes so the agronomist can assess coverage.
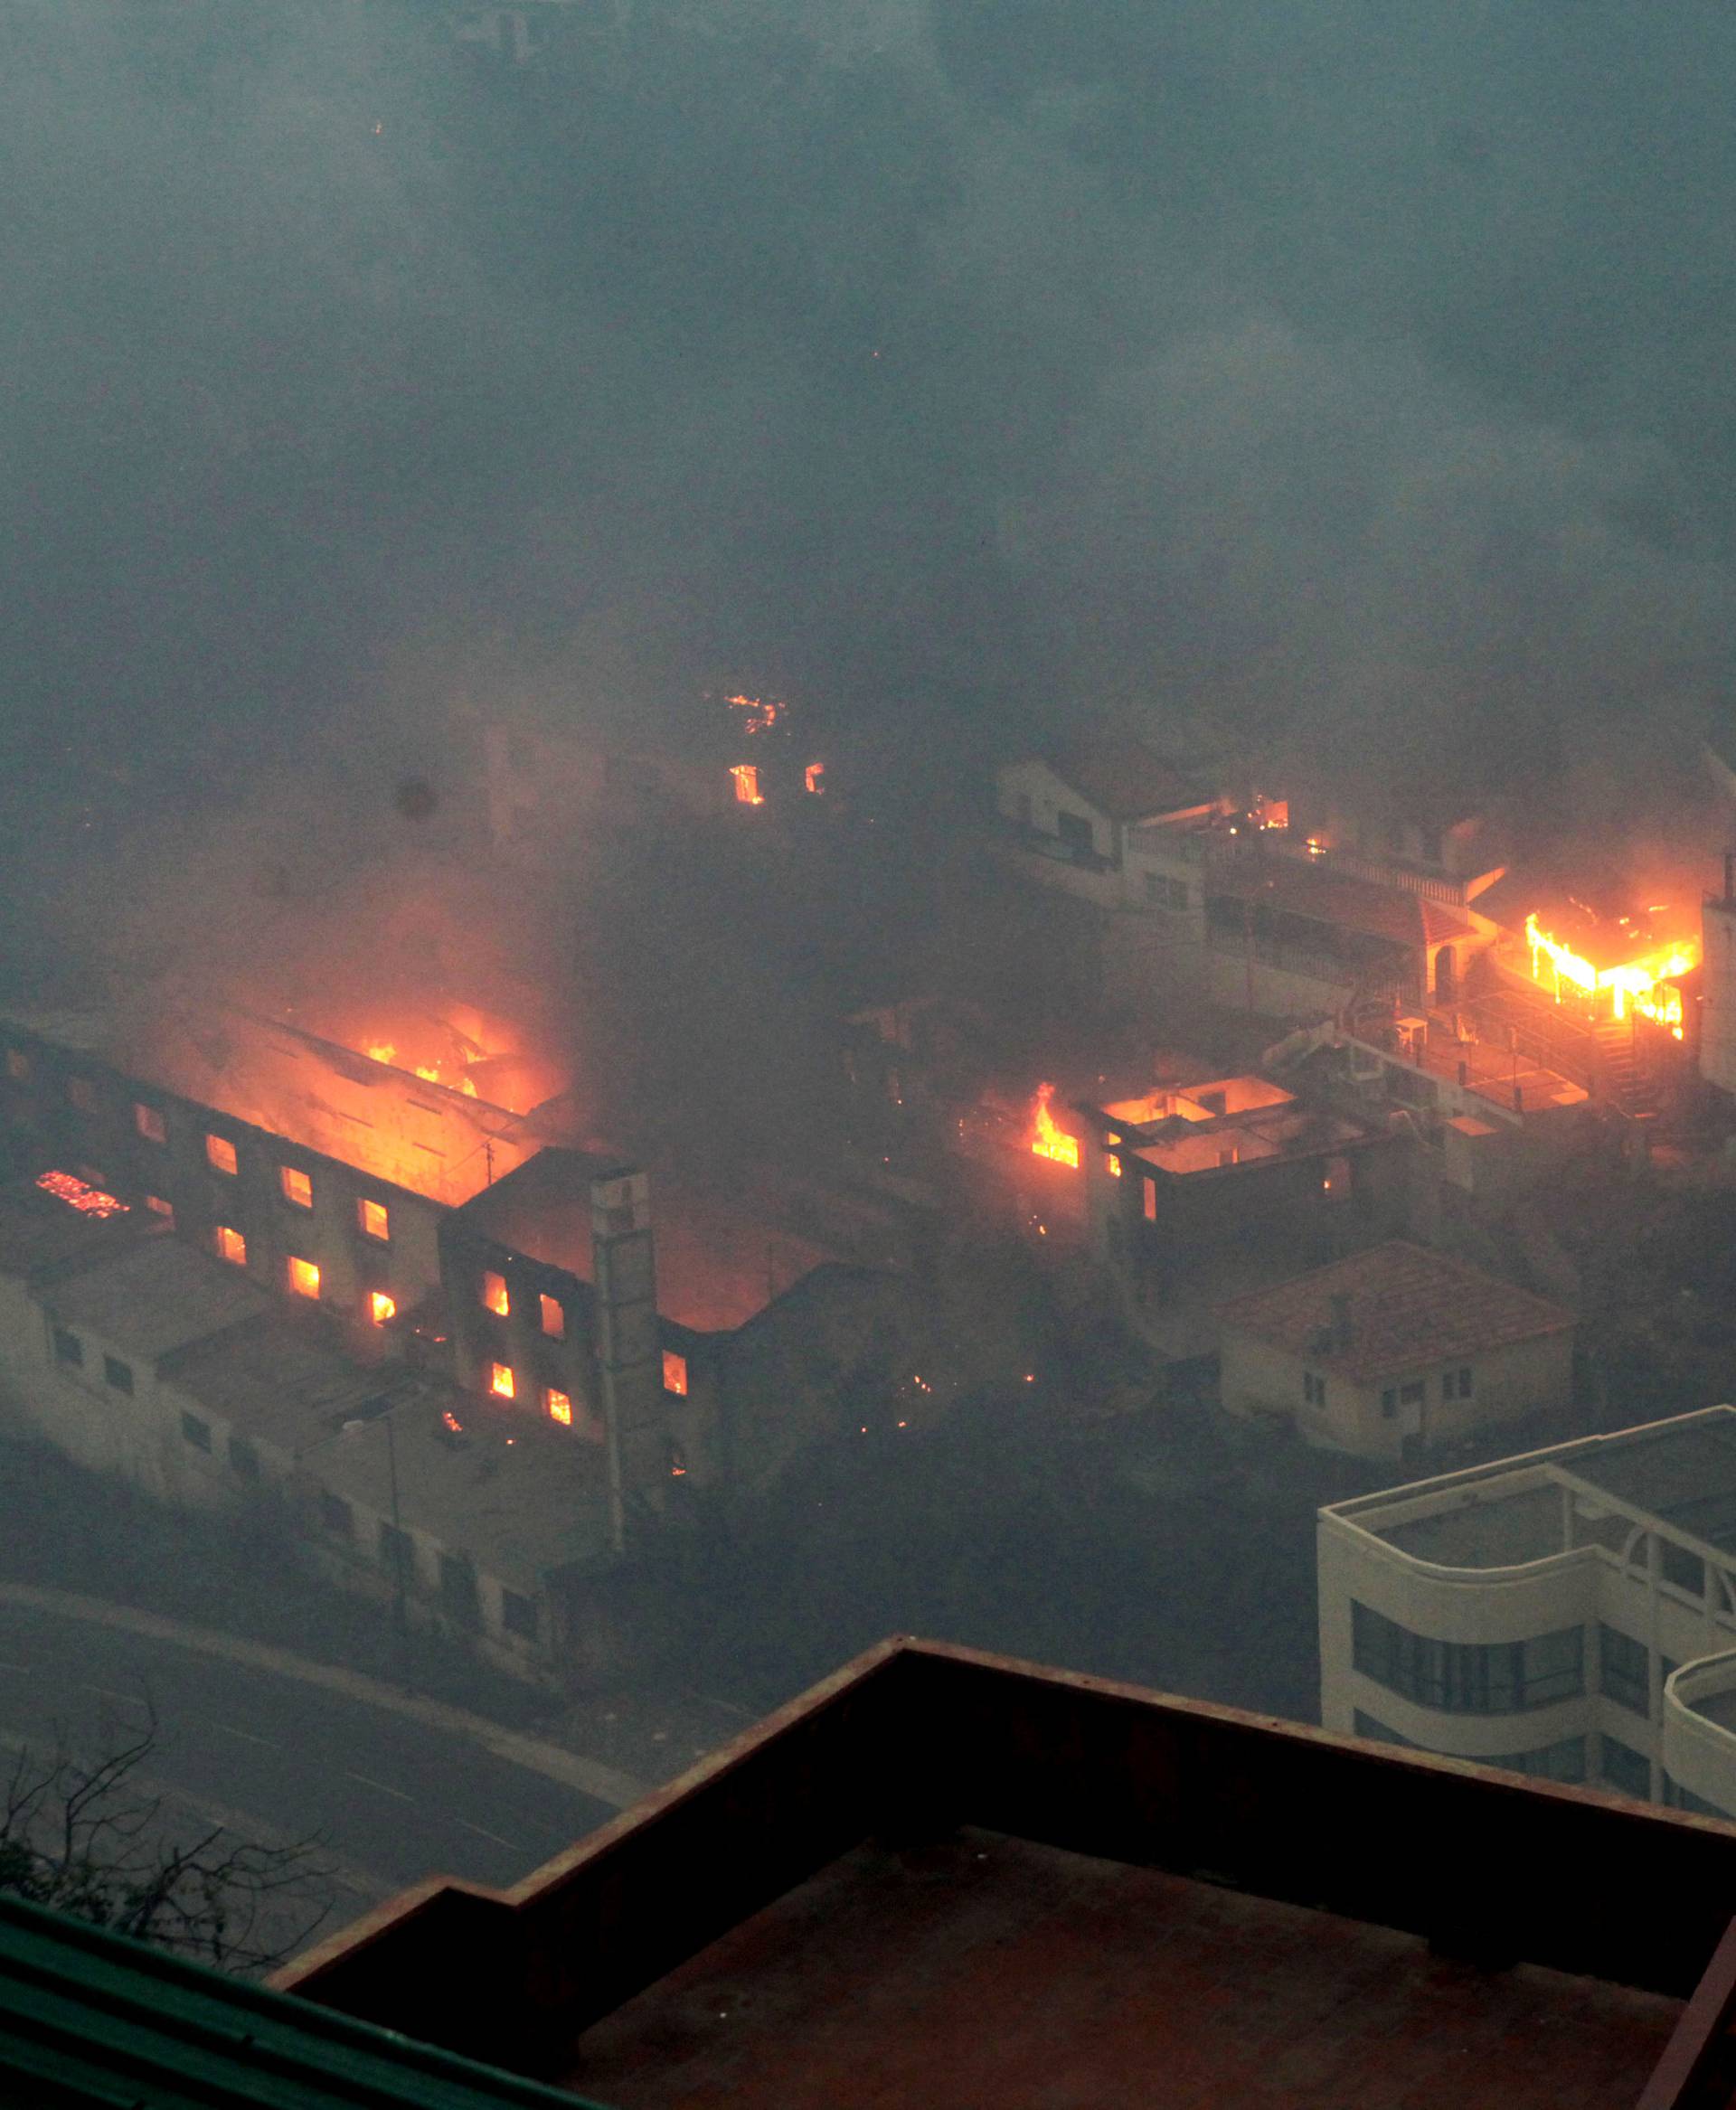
[5,0,1736,890]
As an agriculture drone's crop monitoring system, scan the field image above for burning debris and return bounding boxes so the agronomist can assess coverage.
[35,1170,128,1219]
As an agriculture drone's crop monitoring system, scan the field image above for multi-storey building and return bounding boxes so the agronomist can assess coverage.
[1320,1406,1736,1816]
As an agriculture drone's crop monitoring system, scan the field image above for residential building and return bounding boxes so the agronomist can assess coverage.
[993,737,1222,912]
[1318,1406,1736,1819]
[1078,1072,1410,1331]
[277,1634,1736,2108]
[1222,1239,1575,1463]
[1703,857,1736,1101]
[0,1175,613,1682]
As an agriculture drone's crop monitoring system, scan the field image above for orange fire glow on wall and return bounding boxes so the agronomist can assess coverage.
[364,1041,479,1098]
[1030,1082,1080,1169]
[1524,913,1695,1040]
[34,1170,128,1219]
[731,763,764,806]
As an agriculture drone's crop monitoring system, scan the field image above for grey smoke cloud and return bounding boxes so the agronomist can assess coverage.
[5,0,1736,873]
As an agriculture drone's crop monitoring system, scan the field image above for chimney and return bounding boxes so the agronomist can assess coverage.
[1330,1291,1353,1351]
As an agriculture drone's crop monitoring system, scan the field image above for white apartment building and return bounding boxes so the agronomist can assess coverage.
[1319,1407,1736,1817]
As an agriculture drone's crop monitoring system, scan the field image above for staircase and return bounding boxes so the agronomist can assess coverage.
[1592,1019,1660,1121]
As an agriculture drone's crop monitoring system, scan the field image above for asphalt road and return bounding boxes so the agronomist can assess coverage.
[0,1600,618,1921]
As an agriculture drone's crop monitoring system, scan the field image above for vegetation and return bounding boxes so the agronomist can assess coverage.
[0,1710,332,1974]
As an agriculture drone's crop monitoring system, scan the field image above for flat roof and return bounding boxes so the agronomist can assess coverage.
[278,1638,1736,2106]
[165,1315,611,1586]
[1098,1073,1295,1126]
[1219,1239,1574,1382]
[1379,1481,1567,1569]
[1327,1408,1736,1573]
[1135,1106,1368,1178]
[567,1827,1678,2110]
[42,1233,271,1362]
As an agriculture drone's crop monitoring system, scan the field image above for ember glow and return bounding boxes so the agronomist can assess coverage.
[1524,913,1695,1039]
[364,1040,479,1097]
[368,1290,396,1325]
[34,1170,128,1219]
[727,693,781,735]
[1030,1082,1080,1168]
[731,763,764,806]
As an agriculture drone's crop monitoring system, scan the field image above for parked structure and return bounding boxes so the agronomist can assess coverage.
[1221,1240,1575,1462]
[1319,1406,1736,1816]
[277,1634,1736,2108]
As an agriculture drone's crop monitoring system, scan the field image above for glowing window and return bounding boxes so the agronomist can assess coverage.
[1105,1152,1122,1177]
[539,1292,564,1338]
[368,1289,397,1326]
[5,1048,28,1082]
[280,1165,313,1209]
[1142,1182,1156,1222]
[287,1256,320,1300]
[490,1361,514,1399]
[134,1103,167,1144]
[214,1225,247,1267]
[545,1388,572,1427]
[205,1134,238,1176]
[144,1194,174,1224]
[662,1349,688,1397]
[731,763,764,806]
[481,1270,509,1317]
[805,761,825,794]
[358,1197,390,1242]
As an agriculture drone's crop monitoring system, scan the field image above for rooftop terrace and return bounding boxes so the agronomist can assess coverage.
[278,1638,1736,2109]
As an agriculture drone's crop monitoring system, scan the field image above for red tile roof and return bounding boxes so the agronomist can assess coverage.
[1217,1239,1574,1381]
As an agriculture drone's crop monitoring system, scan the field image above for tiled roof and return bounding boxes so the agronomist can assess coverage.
[1217,1239,1574,1381]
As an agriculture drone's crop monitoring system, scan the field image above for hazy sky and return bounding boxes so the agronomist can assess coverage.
[5,0,1736,868]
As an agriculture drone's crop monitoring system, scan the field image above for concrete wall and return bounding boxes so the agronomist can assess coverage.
[1204,943,1354,1021]
[1223,1324,1573,1464]
[1318,1471,1736,1809]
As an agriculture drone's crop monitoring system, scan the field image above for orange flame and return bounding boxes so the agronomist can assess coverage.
[1030,1082,1080,1168]
[1524,913,1694,1039]
[731,763,764,806]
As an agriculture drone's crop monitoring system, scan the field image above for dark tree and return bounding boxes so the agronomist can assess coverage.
[0,1712,334,1975]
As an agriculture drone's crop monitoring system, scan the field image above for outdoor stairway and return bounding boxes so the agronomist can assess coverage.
[1593,1018,1661,1120]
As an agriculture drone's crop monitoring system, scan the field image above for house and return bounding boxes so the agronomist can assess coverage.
[994,736,1222,912]
[1219,1239,1575,1463]
[1319,1404,1736,1819]
[276,1633,1736,2107]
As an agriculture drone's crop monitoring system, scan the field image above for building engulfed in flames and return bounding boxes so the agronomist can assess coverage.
[1522,909,1696,1041]
[1029,1082,1080,1168]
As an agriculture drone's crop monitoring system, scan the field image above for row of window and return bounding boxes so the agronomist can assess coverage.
[478,1270,561,1336]
[1375,1369,1474,1419]
[52,1327,134,1393]
[209,1229,397,1324]
[1353,1604,1691,1721]
[313,1490,539,1642]
[177,1411,259,1481]
[35,1061,396,1242]
[1351,1602,1584,1713]
[1354,1710,1659,1799]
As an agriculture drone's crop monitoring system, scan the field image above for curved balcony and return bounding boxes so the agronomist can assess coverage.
[1663,1653,1736,1818]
